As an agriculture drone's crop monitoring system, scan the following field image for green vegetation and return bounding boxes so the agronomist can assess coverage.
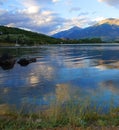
[0,101,119,130]
[62,38,104,44]
[0,26,106,46]
[0,26,60,46]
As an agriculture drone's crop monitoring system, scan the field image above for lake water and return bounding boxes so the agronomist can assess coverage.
[0,44,119,111]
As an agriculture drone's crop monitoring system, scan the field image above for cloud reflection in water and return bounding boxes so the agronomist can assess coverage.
[0,45,119,110]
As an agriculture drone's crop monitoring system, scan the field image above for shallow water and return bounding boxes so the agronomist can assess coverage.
[0,44,119,111]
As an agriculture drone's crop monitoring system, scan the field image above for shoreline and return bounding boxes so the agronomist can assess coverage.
[1,43,119,48]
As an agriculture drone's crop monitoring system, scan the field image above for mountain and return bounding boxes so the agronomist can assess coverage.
[52,18,119,41]
[53,26,82,39]
[0,26,59,45]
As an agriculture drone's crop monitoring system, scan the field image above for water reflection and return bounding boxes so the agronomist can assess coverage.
[96,61,119,69]
[0,45,119,110]
[100,80,119,94]
[56,84,71,103]
[29,75,39,87]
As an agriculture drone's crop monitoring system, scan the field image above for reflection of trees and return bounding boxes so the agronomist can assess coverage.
[0,47,47,58]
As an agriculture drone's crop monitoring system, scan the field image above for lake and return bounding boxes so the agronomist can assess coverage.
[0,44,119,111]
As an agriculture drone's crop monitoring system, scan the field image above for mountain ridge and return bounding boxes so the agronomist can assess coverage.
[52,18,119,41]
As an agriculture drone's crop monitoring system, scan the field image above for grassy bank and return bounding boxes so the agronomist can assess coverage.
[0,101,119,130]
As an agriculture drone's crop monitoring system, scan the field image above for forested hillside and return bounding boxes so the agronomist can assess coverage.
[0,26,59,45]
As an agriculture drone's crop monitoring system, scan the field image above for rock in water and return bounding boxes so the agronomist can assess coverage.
[17,57,36,66]
[0,53,16,70]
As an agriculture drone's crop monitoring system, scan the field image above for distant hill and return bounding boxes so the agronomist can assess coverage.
[53,26,82,39]
[0,26,59,45]
[52,18,119,42]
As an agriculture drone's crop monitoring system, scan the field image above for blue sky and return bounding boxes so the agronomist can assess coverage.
[0,0,119,35]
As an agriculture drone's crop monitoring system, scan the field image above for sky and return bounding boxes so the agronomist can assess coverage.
[0,0,119,35]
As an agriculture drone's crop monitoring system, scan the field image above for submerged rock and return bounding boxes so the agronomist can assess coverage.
[17,57,36,66]
[0,53,16,70]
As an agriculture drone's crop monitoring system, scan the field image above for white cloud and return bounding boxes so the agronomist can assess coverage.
[19,6,40,14]
[19,0,41,14]
[26,6,40,14]
[94,17,105,22]
[0,0,97,35]
[86,17,105,26]
[52,0,59,3]
[0,0,64,34]
[6,23,16,27]
[0,5,66,35]
[50,16,92,35]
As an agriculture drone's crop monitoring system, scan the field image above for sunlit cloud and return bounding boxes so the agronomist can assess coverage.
[25,6,40,14]
[52,0,60,3]
[94,17,105,21]
[18,0,41,14]
[0,0,66,34]
[50,16,92,35]
[0,0,118,35]
[87,17,105,26]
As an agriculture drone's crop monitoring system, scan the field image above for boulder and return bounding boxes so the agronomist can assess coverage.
[0,53,16,70]
[17,57,36,66]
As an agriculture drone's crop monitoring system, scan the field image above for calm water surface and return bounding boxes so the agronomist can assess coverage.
[0,44,119,110]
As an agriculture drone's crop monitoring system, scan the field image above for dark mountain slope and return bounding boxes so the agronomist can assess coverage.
[0,26,59,45]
